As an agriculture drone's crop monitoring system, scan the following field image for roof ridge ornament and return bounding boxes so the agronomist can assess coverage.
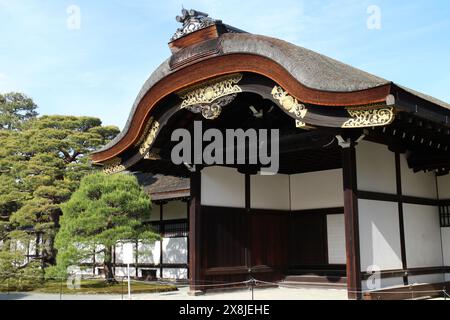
[171,9,219,41]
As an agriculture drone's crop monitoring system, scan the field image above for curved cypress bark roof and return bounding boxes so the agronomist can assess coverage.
[95,33,392,154]
[92,20,449,162]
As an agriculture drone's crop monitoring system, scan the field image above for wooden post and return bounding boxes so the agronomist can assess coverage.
[159,203,164,279]
[135,240,139,278]
[188,169,203,295]
[341,141,362,300]
[186,199,190,278]
[395,152,408,285]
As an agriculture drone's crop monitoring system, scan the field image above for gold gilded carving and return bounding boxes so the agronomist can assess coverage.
[271,86,308,119]
[144,150,161,160]
[342,107,394,128]
[135,117,154,147]
[178,73,243,108]
[139,120,160,155]
[102,158,126,175]
[296,120,306,128]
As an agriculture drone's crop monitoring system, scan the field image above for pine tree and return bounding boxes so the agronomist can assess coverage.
[0,93,120,269]
[0,92,38,130]
[53,173,158,283]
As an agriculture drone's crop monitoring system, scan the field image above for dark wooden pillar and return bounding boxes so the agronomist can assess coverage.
[341,142,362,300]
[112,245,116,276]
[135,240,139,278]
[395,152,408,285]
[159,203,164,278]
[185,199,190,278]
[189,169,203,294]
[93,247,97,275]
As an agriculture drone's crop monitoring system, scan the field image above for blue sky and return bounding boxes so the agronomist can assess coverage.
[0,0,449,129]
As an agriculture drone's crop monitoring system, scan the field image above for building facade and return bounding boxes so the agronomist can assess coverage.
[92,10,450,299]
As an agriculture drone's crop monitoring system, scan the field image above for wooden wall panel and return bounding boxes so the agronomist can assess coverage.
[287,213,328,267]
[249,212,288,269]
[202,206,247,269]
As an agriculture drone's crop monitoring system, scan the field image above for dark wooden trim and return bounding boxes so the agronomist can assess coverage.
[146,218,188,225]
[186,200,190,278]
[395,152,408,285]
[357,191,398,202]
[189,169,202,291]
[204,266,249,276]
[204,265,275,276]
[342,143,362,300]
[361,266,450,280]
[245,174,250,212]
[323,213,329,265]
[201,205,247,213]
[159,203,164,278]
[91,53,391,163]
[94,247,98,275]
[249,208,290,215]
[202,205,344,216]
[135,240,139,276]
[357,190,441,206]
[245,174,251,270]
[402,195,441,206]
[169,24,220,53]
[288,264,346,271]
[291,207,344,216]
[81,262,188,269]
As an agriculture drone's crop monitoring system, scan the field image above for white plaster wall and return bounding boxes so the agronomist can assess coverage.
[358,200,403,271]
[437,175,450,198]
[409,274,445,285]
[164,200,187,220]
[29,239,36,252]
[356,140,396,194]
[442,227,450,267]
[162,237,187,264]
[250,174,290,210]
[162,268,188,279]
[94,245,105,264]
[290,169,343,210]
[403,204,443,268]
[327,214,346,264]
[201,166,245,208]
[114,242,134,264]
[137,241,160,264]
[400,154,437,199]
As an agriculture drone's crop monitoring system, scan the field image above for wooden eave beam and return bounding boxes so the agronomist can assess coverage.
[91,54,392,164]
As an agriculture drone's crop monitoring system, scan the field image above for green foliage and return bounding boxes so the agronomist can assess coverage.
[0,251,44,292]
[0,93,120,269]
[53,173,158,277]
[0,92,38,130]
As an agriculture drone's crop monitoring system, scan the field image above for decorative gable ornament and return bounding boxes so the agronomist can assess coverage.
[178,73,243,120]
[171,9,218,41]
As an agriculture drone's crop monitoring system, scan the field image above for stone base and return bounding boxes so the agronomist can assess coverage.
[188,290,205,296]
